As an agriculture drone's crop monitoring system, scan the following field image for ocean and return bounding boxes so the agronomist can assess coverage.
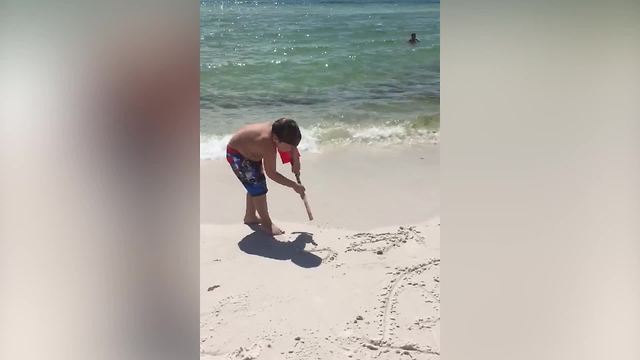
[200,0,439,159]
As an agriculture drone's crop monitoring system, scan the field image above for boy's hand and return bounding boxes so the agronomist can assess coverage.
[292,183,306,196]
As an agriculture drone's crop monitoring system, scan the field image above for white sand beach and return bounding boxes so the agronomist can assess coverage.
[200,144,440,360]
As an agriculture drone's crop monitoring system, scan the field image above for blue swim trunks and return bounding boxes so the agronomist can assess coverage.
[226,146,268,197]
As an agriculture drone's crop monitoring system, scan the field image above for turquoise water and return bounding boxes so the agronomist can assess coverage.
[201,0,439,158]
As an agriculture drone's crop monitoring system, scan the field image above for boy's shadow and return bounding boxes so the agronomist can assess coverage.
[238,226,321,268]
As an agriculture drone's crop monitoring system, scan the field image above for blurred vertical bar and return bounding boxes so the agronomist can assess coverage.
[442,0,640,359]
[1,1,199,360]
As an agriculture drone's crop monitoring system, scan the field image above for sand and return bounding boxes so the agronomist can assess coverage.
[200,144,440,360]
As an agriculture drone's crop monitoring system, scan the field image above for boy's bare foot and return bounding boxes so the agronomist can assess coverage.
[243,215,262,224]
[259,222,284,235]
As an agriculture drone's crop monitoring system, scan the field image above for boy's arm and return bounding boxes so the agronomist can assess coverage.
[263,150,298,188]
[291,148,300,176]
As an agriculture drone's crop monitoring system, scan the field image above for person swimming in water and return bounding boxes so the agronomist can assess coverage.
[408,33,420,45]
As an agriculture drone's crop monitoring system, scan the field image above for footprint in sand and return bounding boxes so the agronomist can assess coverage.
[226,339,270,360]
[345,226,425,255]
[200,294,249,340]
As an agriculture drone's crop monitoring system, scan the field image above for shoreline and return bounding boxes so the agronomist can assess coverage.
[200,125,440,162]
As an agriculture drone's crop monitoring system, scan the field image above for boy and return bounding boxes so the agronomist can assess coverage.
[226,118,306,235]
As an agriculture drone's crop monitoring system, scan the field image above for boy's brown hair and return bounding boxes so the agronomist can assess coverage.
[272,118,302,146]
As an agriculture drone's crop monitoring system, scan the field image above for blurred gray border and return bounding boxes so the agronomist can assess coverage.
[442,0,640,359]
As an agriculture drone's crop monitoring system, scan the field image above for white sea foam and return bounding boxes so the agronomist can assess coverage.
[200,134,232,160]
[200,125,439,160]
[199,127,320,160]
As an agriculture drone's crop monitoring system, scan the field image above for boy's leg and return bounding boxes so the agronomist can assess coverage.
[251,194,284,235]
[243,193,260,224]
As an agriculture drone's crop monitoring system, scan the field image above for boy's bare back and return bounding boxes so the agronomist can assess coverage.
[227,122,276,161]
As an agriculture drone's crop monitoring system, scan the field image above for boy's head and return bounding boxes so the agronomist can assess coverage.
[272,117,301,152]
[411,33,417,39]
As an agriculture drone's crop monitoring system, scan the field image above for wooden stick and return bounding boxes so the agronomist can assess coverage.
[295,174,314,221]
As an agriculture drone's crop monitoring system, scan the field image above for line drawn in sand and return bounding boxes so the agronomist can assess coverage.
[379,260,440,345]
[307,247,338,263]
[330,258,440,358]
[345,226,426,255]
